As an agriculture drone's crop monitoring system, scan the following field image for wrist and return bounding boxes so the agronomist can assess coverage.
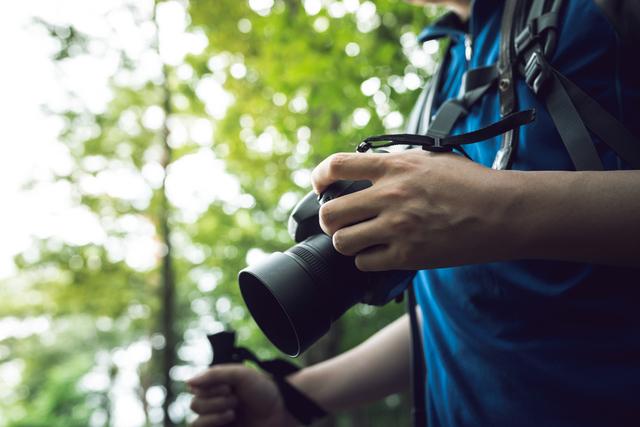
[285,367,332,414]
[487,169,532,262]
[495,169,640,266]
[274,374,328,426]
[453,167,531,265]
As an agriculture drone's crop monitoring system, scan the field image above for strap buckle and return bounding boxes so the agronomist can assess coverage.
[524,50,552,95]
[515,19,540,56]
[514,12,559,58]
[422,140,453,153]
[356,141,373,153]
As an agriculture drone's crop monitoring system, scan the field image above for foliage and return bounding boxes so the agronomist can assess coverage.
[0,0,443,426]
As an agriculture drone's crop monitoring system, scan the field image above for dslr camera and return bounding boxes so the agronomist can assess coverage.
[239,180,416,357]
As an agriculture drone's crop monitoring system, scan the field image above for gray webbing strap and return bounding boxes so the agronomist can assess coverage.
[542,69,605,170]
[427,65,499,139]
[554,70,640,169]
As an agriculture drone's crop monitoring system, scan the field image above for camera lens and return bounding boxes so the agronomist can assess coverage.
[238,179,414,357]
[239,233,367,356]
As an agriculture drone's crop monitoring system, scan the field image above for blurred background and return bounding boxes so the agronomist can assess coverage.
[0,0,443,425]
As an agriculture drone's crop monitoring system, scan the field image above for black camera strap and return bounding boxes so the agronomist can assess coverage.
[207,331,328,426]
[357,108,536,159]
[355,108,536,427]
[407,286,427,427]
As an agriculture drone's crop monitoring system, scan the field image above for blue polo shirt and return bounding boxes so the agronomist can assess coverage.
[412,0,640,425]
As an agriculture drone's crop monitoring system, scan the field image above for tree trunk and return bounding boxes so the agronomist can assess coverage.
[159,50,177,425]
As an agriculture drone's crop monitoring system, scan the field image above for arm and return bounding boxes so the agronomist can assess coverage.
[187,313,412,426]
[312,149,640,271]
[505,167,640,267]
[287,312,412,413]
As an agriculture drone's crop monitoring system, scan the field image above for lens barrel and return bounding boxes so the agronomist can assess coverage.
[238,179,412,357]
[239,233,367,356]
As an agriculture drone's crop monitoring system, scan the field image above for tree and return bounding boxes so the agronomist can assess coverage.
[0,0,443,426]
[184,0,443,424]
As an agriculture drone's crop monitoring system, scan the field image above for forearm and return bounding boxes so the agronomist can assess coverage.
[286,313,412,414]
[503,169,640,267]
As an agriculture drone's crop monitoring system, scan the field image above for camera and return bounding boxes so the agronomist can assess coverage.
[238,180,416,357]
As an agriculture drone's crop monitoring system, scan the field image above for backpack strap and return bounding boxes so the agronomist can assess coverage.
[406,12,466,135]
[407,13,501,143]
[552,70,640,168]
[411,0,640,171]
[493,0,526,169]
[513,0,606,170]
[405,45,448,136]
[427,65,499,139]
[510,0,640,170]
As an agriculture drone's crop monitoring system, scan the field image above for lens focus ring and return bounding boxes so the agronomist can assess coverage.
[288,245,333,291]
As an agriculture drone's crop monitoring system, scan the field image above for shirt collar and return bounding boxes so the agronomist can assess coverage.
[417,11,468,43]
[417,0,504,44]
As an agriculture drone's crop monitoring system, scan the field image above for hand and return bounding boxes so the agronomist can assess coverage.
[311,149,519,271]
[187,364,299,427]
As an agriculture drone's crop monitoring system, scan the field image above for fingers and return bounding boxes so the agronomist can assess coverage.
[318,188,380,236]
[331,216,411,272]
[312,153,387,195]
[186,365,246,389]
[190,409,235,427]
[188,371,239,427]
[188,384,232,398]
[190,394,239,415]
[325,194,426,271]
[354,245,392,272]
[330,215,390,256]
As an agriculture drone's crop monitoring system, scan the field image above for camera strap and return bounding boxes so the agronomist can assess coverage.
[407,286,427,427]
[207,331,328,426]
[357,108,536,159]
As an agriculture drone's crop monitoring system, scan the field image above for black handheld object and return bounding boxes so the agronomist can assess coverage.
[207,331,327,426]
[238,180,416,357]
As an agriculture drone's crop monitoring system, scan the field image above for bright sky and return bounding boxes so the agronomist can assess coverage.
[0,0,138,278]
[0,0,437,280]
[0,0,228,280]
[0,1,438,424]
[0,2,213,425]
[0,1,64,278]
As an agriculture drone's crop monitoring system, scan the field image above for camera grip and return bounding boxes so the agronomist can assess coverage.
[318,179,372,205]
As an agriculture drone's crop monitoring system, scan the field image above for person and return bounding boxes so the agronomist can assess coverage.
[187,0,640,425]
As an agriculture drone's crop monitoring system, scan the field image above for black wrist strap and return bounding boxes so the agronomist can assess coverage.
[357,108,536,158]
[207,331,328,425]
[273,376,327,425]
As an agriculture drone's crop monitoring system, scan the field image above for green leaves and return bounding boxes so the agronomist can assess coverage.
[2,1,440,425]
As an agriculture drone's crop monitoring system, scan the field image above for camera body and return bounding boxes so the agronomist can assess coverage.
[238,180,416,357]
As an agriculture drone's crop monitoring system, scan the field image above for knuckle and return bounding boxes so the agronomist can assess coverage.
[326,153,349,175]
[388,183,414,202]
[318,205,334,232]
[395,245,413,267]
[389,213,414,236]
[377,183,409,206]
[332,232,346,254]
[384,154,413,172]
